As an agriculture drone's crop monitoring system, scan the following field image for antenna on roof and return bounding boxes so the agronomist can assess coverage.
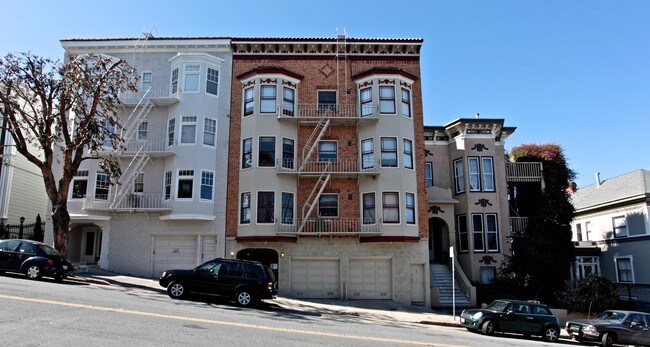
[336,27,347,39]
[142,25,158,39]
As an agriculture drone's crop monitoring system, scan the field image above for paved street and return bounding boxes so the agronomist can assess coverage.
[0,273,580,346]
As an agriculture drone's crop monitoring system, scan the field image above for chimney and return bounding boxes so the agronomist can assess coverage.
[595,172,601,188]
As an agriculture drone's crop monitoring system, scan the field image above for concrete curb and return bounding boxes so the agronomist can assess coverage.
[418,321,463,328]
[68,275,111,286]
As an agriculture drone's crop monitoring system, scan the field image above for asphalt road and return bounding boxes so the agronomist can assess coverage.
[0,273,581,346]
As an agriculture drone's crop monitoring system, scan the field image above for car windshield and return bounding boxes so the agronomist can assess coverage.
[595,311,627,321]
[486,300,509,312]
[37,244,61,256]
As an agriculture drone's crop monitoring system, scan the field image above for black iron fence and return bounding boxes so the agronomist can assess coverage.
[618,284,650,313]
[1,222,45,242]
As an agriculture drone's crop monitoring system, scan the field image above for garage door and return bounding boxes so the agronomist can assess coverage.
[201,236,218,263]
[152,237,198,278]
[291,259,340,299]
[349,259,392,299]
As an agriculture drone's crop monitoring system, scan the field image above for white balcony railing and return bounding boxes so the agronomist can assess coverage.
[121,140,176,154]
[119,85,179,106]
[277,158,380,174]
[506,162,543,182]
[277,218,382,235]
[278,103,379,119]
[509,217,529,235]
[83,193,171,211]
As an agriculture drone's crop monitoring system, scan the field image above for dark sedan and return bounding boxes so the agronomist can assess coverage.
[460,299,561,342]
[0,239,74,281]
[566,310,650,346]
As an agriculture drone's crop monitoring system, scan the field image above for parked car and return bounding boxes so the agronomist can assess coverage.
[159,258,277,307]
[0,239,74,281]
[565,310,650,346]
[460,299,560,342]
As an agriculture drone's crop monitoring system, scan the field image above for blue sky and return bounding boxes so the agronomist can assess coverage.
[3,0,649,188]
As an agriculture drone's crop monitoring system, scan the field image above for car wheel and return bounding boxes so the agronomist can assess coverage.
[167,281,186,299]
[25,265,42,280]
[235,289,255,307]
[481,320,495,335]
[601,332,614,347]
[542,326,559,342]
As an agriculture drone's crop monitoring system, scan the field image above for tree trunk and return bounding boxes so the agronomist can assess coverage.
[51,205,70,256]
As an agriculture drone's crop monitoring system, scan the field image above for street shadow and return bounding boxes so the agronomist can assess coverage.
[465,329,583,345]
[0,271,90,286]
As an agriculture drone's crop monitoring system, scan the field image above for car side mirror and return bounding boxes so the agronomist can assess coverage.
[507,310,515,316]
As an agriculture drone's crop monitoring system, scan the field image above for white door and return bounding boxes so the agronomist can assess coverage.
[152,236,198,278]
[410,264,425,305]
[291,259,340,299]
[349,259,392,299]
[201,236,218,263]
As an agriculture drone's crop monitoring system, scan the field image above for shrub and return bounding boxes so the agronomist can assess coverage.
[562,275,618,313]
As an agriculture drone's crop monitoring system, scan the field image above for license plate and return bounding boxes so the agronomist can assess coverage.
[63,265,68,270]
[460,317,466,323]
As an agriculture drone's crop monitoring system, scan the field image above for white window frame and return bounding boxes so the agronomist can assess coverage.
[256,191,275,224]
[585,221,592,241]
[472,213,485,252]
[425,162,433,187]
[132,172,144,194]
[71,170,89,200]
[94,172,110,201]
[183,64,200,93]
[137,121,148,141]
[258,136,276,168]
[453,158,465,194]
[260,85,277,114]
[282,138,295,170]
[468,157,481,192]
[200,170,214,202]
[163,171,172,201]
[403,138,413,170]
[242,137,253,169]
[361,138,375,170]
[243,86,254,116]
[482,157,495,192]
[380,137,398,168]
[240,192,251,225]
[379,86,396,114]
[405,192,416,225]
[362,192,376,225]
[176,169,194,201]
[141,71,152,93]
[615,256,635,283]
[282,86,295,116]
[206,66,219,96]
[360,87,373,117]
[401,87,411,118]
[203,117,216,147]
[485,213,499,252]
[457,214,469,252]
[613,216,628,238]
[180,116,197,145]
[281,192,295,225]
[167,118,175,147]
[170,67,179,95]
[318,140,338,162]
[382,191,400,224]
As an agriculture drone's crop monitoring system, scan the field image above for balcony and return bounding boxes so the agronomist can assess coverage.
[506,162,544,183]
[277,103,379,125]
[277,218,382,236]
[119,85,179,107]
[83,193,171,212]
[120,140,176,158]
[277,158,380,176]
[509,217,529,236]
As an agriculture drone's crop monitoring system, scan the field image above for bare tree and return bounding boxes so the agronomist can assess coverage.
[0,52,137,255]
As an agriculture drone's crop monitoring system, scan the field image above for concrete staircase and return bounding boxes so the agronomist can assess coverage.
[430,263,472,308]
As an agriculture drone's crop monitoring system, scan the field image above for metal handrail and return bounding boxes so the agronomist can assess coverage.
[278,217,382,234]
[278,103,379,119]
[277,158,380,173]
[83,193,171,210]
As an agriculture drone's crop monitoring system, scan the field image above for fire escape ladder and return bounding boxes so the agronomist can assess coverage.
[299,118,330,172]
[297,165,331,234]
[121,93,153,144]
[110,147,150,209]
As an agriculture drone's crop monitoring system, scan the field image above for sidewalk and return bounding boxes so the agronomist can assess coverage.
[69,267,461,328]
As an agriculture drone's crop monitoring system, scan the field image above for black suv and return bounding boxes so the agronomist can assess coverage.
[159,258,277,307]
[0,239,74,281]
[460,299,561,342]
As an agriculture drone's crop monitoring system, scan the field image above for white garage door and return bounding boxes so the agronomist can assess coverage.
[152,237,198,278]
[349,259,392,299]
[291,259,340,299]
[201,236,218,263]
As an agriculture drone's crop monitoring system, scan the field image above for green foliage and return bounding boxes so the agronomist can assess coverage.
[501,143,576,304]
[562,275,619,313]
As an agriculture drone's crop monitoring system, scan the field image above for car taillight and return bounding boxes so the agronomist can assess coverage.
[47,259,55,265]
[267,282,273,291]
